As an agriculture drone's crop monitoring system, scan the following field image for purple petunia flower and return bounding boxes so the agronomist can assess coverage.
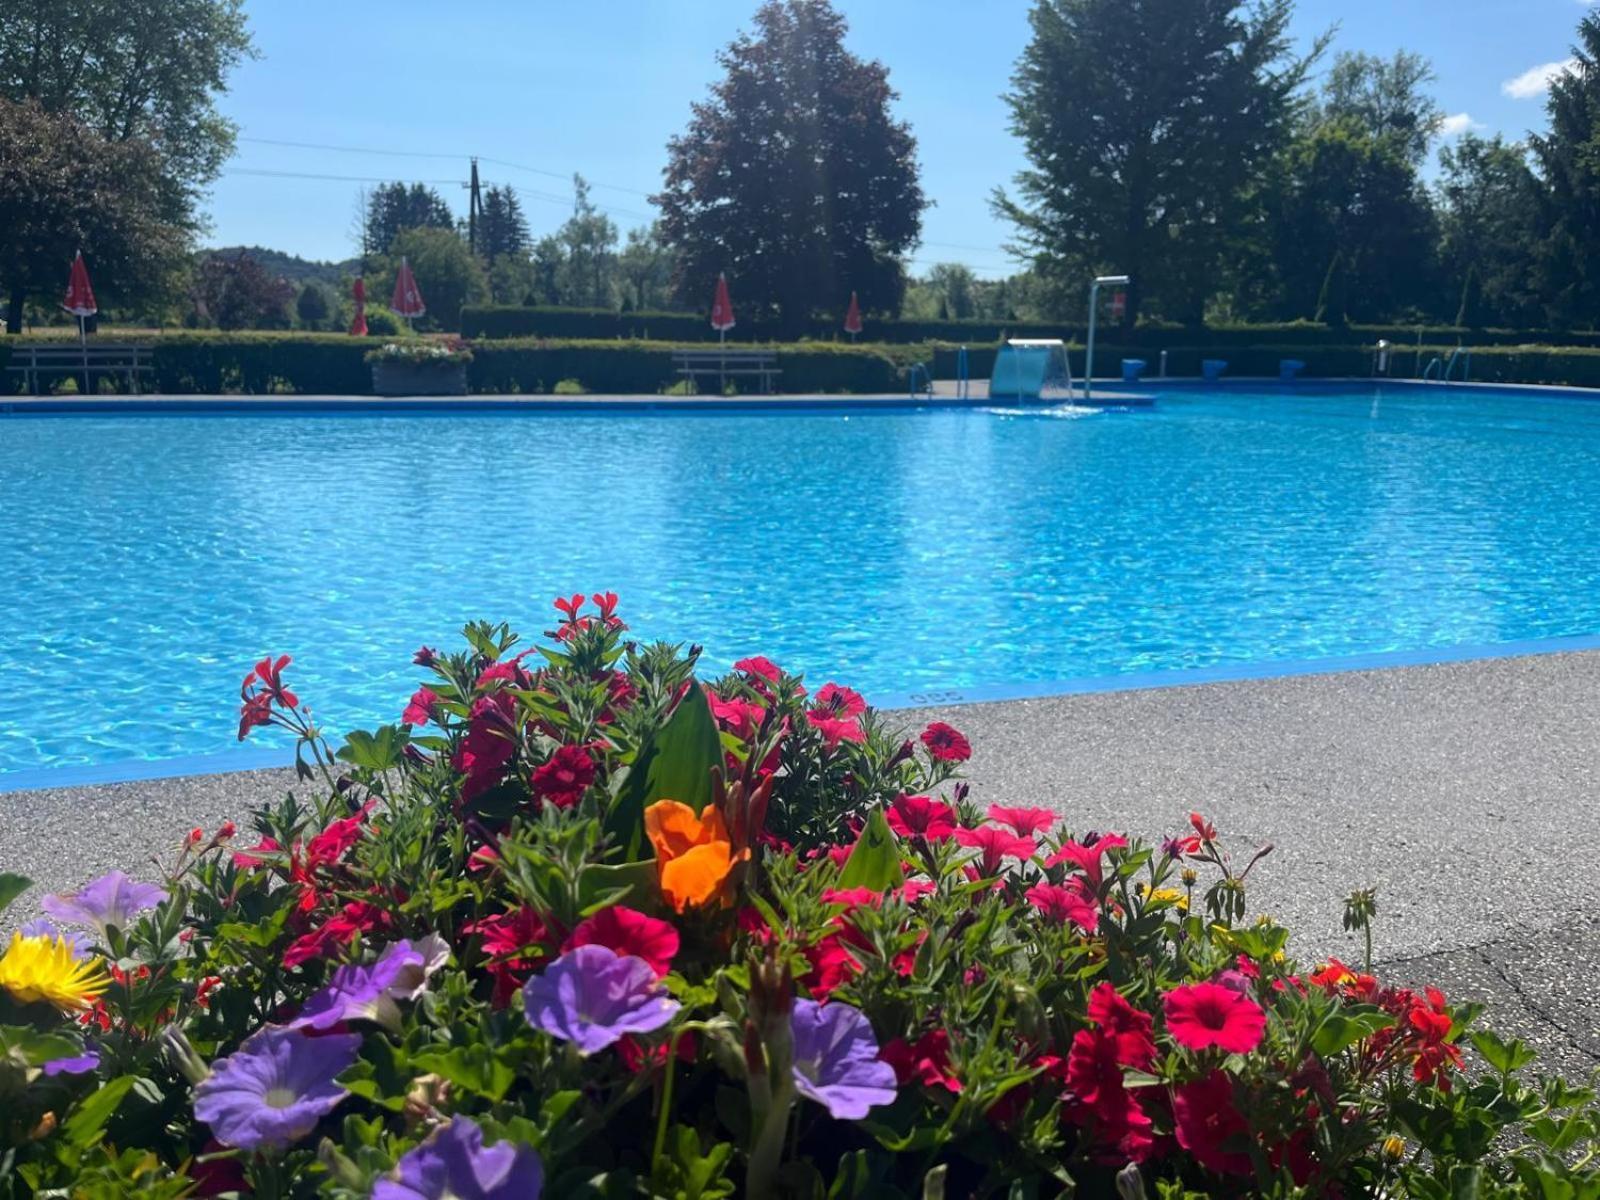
[41,871,168,936]
[289,937,443,1033]
[373,1117,543,1199]
[193,1026,360,1150]
[789,999,898,1120]
[42,1048,100,1077]
[19,918,92,960]
[523,944,680,1054]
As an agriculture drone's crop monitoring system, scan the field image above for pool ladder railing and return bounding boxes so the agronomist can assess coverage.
[908,362,933,400]
[1423,347,1471,384]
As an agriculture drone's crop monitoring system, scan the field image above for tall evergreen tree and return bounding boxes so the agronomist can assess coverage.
[1529,16,1600,327]
[656,0,925,329]
[363,183,456,258]
[478,186,531,262]
[995,0,1316,328]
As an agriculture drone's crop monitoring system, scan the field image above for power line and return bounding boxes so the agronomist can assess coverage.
[237,135,655,198]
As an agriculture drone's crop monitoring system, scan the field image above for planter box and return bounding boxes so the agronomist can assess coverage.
[371,361,468,396]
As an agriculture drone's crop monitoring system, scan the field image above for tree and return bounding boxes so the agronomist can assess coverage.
[192,250,293,330]
[373,227,487,332]
[478,186,531,262]
[0,98,189,332]
[295,281,332,330]
[1436,135,1542,327]
[0,0,253,188]
[995,0,1315,328]
[1320,51,1443,168]
[363,183,457,258]
[926,264,978,320]
[656,0,925,329]
[1267,119,1439,323]
[616,225,678,311]
[557,176,618,309]
[1530,15,1600,327]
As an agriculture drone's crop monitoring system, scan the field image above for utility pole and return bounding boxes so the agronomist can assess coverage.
[467,157,482,255]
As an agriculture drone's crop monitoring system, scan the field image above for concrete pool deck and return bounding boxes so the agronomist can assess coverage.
[4,648,1598,1072]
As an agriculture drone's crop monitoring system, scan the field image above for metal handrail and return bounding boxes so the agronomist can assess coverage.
[1422,357,1443,382]
[1443,347,1471,384]
[909,362,933,399]
[956,346,969,400]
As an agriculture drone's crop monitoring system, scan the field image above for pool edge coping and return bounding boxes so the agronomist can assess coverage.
[7,630,1600,795]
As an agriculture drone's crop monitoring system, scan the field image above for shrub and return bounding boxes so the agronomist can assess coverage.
[361,306,406,338]
[147,333,377,394]
[3,597,1597,1197]
[551,378,588,395]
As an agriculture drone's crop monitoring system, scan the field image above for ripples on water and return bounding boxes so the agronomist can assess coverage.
[4,385,1600,775]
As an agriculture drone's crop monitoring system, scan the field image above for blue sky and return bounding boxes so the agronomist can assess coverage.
[207,0,1592,276]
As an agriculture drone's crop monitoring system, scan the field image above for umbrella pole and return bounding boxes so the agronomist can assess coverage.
[719,326,726,395]
[79,315,89,395]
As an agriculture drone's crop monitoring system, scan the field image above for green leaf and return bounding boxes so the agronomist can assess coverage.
[608,680,721,858]
[838,809,902,892]
[337,725,409,771]
[1310,1009,1394,1057]
[577,859,658,910]
[1471,1028,1538,1076]
[411,1043,516,1102]
[0,874,29,915]
[64,1075,137,1149]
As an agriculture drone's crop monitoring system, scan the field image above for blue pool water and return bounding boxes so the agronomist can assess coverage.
[7,383,1600,782]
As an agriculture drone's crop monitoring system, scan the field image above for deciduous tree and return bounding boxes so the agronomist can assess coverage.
[656,0,925,330]
[0,98,189,332]
[996,0,1316,328]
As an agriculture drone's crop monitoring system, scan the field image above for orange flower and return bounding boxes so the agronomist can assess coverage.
[644,800,747,912]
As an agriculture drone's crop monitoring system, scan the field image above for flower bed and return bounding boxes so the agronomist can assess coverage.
[2,596,1596,1197]
[366,340,472,398]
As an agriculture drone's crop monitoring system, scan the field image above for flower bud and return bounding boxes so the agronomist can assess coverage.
[28,1112,57,1142]
[187,827,204,847]
[1180,868,1198,887]
[217,821,237,841]
[1115,1163,1148,1200]
[402,1073,452,1126]
[159,1026,211,1085]
[1382,1135,1405,1162]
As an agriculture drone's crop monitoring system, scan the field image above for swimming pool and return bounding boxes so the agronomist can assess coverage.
[7,382,1600,785]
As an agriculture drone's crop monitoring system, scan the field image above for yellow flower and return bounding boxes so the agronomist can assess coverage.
[0,933,109,1012]
[1136,883,1189,913]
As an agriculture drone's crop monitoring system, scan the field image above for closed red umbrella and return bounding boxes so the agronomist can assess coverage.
[62,251,98,394]
[391,257,425,329]
[349,277,368,337]
[710,273,735,345]
[843,291,862,342]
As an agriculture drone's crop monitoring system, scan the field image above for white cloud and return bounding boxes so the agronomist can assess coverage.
[1502,59,1578,99]
[1439,112,1485,137]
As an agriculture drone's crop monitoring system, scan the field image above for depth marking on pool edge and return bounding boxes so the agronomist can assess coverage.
[8,630,1600,794]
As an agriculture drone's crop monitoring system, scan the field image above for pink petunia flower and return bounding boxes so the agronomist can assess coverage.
[986,805,1058,837]
[1163,982,1267,1055]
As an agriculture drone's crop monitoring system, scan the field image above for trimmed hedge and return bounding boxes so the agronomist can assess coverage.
[461,304,1066,345]
[468,339,903,394]
[462,305,1600,353]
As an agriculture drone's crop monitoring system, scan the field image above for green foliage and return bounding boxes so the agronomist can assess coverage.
[370,227,488,333]
[656,0,925,328]
[361,182,456,258]
[0,98,190,333]
[6,601,1600,1196]
[294,281,332,331]
[998,0,1315,327]
[1529,14,1600,328]
[190,250,295,330]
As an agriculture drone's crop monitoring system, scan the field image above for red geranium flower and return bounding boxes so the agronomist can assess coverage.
[1063,1028,1155,1162]
[236,690,274,741]
[1087,981,1157,1069]
[986,804,1057,837]
[466,905,558,1008]
[563,905,678,977]
[920,721,971,763]
[814,682,866,717]
[454,692,517,800]
[1163,982,1267,1054]
[805,711,865,750]
[1024,880,1100,933]
[708,693,766,740]
[402,686,440,726]
[531,744,596,809]
[1044,834,1130,888]
[617,1029,696,1074]
[885,794,958,841]
[733,655,782,683]
[954,825,1037,877]
[1172,1070,1252,1175]
[881,1029,961,1093]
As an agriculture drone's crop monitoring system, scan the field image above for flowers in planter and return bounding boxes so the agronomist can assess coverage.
[2,592,1598,1197]
[364,338,473,366]
[192,1026,360,1150]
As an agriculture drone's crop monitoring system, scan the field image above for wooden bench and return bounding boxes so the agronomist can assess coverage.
[671,348,781,395]
[5,342,152,395]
